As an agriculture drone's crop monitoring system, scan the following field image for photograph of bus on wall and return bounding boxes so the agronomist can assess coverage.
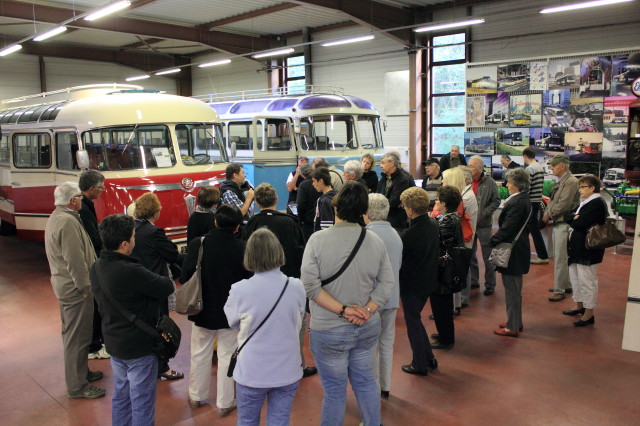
[495,128,531,156]
[603,96,635,124]
[542,89,571,129]
[497,63,530,93]
[564,132,603,162]
[580,56,612,98]
[612,53,640,97]
[602,125,627,159]
[464,132,495,155]
[548,58,580,90]
[531,127,566,158]
[510,94,542,127]
[466,65,498,95]
[484,92,509,128]
[530,62,548,91]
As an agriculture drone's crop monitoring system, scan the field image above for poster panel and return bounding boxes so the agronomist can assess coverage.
[466,96,486,127]
[495,128,531,155]
[602,125,627,158]
[603,96,635,124]
[568,97,604,133]
[497,63,530,92]
[510,94,542,127]
[565,132,603,162]
[548,58,581,90]
[611,53,640,97]
[466,65,498,95]
[464,132,495,155]
[530,62,548,91]
[580,56,612,97]
[484,92,509,127]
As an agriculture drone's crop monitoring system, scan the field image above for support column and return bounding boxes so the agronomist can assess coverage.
[175,56,192,97]
[408,49,427,179]
[39,56,46,93]
[303,27,312,87]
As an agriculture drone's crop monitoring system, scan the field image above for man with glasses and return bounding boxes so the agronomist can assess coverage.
[45,182,105,399]
[543,155,580,301]
[78,170,109,360]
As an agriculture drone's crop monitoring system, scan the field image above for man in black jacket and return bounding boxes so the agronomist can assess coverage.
[78,170,109,360]
[91,214,174,426]
[439,145,467,171]
[377,152,415,232]
[296,164,320,242]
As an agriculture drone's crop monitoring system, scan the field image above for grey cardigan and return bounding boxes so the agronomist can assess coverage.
[301,222,394,331]
[545,172,580,223]
[475,175,501,228]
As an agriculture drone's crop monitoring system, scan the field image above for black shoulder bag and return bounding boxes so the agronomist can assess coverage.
[321,228,367,286]
[94,263,181,362]
[227,278,290,377]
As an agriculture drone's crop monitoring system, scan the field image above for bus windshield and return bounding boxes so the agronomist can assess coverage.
[176,123,227,165]
[83,125,176,171]
[357,115,383,149]
[299,115,357,151]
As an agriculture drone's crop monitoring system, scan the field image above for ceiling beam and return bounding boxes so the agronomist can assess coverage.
[199,3,299,30]
[128,0,162,10]
[0,0,275,55]
[277,20,358,39]
[121,38,165,50]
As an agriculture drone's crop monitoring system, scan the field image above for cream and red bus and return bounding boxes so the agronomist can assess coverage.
[0,84,228,242]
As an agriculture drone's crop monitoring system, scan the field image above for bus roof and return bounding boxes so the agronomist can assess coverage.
[208,93,380,119]
[1,92,220,129]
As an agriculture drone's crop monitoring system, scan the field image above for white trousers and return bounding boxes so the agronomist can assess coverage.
[373,308,397,392]
[569,263,599,309]
[189,324,238,409]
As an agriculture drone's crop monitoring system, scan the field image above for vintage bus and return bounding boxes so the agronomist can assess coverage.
[0,84,228,241]
[503,131,524,146]
[198,88,385,210]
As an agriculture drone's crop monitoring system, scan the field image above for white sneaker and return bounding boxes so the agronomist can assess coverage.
[88,345,110,360]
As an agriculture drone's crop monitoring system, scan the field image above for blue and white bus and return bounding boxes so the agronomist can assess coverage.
[196,88,385,210]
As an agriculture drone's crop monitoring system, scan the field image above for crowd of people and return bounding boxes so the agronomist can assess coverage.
[42,148,609,425]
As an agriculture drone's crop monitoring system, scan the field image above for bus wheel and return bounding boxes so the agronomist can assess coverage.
[0,218,16,236]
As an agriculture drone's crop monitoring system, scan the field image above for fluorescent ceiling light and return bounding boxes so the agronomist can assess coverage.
[252,48,294,59]
[125,74,150,81]
[198,59,232,68]
[540,0,633,13]
[85,1,131,21]
[34,26,67,42]
[414,18,485,32]
[155,68,181,76]
[0,44,22,56]
[322,35,375,47]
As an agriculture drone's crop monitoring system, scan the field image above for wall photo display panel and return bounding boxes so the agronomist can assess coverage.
[464,132,495,155]
[530,62,548,91]
[467,96,486,127]
[603,125,627,158]
[466,65,498,95]
[542,89,571,128]
[603,96,635,124]
[495,128,531,155]
[611,53,640,97]
[548,58,580,90]
[484,92,509,127]
[565,132,603,162]
[497,63,530,92]
[580,56,612,98]
[510,94,542,127]
[530,127,566,157]
[569,97,604,132]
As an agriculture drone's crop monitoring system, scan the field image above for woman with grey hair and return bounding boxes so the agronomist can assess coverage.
[224,228,306,425]
[364,193,402,398]
[490,167,531,337]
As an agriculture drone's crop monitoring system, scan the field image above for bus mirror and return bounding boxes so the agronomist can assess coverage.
[293,118,301,134]
[230,141,237,160]
[383,120,388,131]
[76,150,89,169]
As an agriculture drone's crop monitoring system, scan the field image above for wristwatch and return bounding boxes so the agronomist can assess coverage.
[338,304,348,318]
[365,306,372,313]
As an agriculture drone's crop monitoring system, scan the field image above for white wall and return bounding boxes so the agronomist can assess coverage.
[309,27,410,150]
[0,54,41,100]
[192,54,267,99]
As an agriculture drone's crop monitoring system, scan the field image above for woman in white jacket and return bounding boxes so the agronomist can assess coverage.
[224,228,306,426]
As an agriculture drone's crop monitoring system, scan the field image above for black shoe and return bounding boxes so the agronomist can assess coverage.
[87,370,103,382]
[381,390,390,398]
[431,341,454,350]
[574,316,595,326]
[454,308,461,316]
[431,333,439,340]
[302,367,317,378]
[563,308,585,316]
[460,303,469,309]
[483,288,494,296]
[401,364,427,376]
[427,358,438,370]
[428,314,435,320]
[471,284,480,289]
[548,288,572,294]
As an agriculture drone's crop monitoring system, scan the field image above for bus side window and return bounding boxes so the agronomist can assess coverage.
[13,133,51,168]
[56,132,79,170]
[0,134,9,164]
[82,132,107,171]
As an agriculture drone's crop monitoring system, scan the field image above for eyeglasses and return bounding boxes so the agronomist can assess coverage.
[579,185,592,189]
[73,194,83,199]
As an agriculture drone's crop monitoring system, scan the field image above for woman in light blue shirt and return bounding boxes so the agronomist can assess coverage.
[224,228,306,426]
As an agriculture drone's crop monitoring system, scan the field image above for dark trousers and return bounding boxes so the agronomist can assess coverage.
[401,294,434,371]
[528,201,549,260]
[430,293,455,345]
[89,300,103,353]
[301,223,314,243]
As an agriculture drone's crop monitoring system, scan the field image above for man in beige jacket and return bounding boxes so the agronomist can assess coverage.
[543,156,580,301]
[44,181,105,399]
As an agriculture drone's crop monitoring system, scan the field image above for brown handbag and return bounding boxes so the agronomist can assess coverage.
[585,218,626,250]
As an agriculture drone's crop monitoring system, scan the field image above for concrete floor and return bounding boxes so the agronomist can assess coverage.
[0,232,638,426]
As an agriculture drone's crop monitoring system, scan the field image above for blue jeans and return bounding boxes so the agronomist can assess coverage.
[111,354,158,426]
[310,319,381,426]
[236,381,300,426]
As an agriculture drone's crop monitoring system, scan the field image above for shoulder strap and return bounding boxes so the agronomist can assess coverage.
[235,278,289,355]
[94,262,159,340]
[321,228,367,286]
[195,236,205,268]
[512,204,532,244]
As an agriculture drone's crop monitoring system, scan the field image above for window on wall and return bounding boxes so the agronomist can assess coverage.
[286,55,306,95]
[430,32,466,155]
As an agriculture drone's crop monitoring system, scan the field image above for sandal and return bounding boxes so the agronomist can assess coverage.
[158,369,184,380]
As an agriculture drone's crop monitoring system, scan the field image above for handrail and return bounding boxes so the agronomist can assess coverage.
[193,85,344,103]
[1,84,145,108]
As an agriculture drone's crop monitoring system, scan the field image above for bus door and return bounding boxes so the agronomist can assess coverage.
[9,129,56,240]
[251,116,297,211]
